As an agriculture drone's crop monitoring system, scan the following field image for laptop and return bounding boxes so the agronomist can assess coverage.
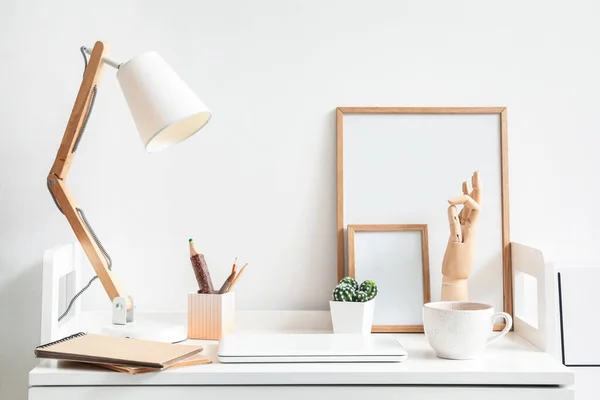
[217,333,408,363]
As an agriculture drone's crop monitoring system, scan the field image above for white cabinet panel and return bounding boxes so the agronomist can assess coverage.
[571,367,599,400]
[29,385,573,400]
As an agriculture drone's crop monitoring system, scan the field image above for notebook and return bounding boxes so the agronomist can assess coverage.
[35,332,204,369]
[91,354,212,374]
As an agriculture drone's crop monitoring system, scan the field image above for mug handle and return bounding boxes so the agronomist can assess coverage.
[487,312,513,345]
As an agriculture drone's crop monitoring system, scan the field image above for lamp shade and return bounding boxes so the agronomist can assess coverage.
[116,51,211,152]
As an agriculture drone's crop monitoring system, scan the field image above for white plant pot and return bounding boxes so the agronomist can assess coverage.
[329,299,375,334]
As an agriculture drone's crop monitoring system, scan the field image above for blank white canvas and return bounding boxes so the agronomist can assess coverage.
[354,231,424,325]
[343,113,504,312]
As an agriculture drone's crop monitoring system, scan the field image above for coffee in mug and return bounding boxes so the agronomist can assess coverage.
[422,301,512,360]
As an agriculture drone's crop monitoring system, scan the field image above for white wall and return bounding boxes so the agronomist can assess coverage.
[1,0,600,398]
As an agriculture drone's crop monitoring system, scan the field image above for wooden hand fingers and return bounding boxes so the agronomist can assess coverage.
[448,194,480,211]
[447,171,482,243]
[471,171,482,204]
[462,181,469,195]
[458,181,471,223]
[448,194,480,241]
[447,205,462,243]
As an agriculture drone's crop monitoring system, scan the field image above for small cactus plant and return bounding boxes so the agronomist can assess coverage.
[332,277,377,302]
[339,277,359,291]
[333,283,356,302]
[359,280,378,301]
[355,290,368,302]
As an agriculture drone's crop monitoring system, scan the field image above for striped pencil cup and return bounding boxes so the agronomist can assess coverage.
[187,292,235,340]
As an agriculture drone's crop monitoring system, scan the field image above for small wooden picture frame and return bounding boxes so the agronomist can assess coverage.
[347,224,431,333]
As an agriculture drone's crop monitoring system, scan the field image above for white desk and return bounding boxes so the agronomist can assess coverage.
[28,312,573,400]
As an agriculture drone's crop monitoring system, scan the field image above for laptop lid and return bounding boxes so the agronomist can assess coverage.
[217,333,407,363]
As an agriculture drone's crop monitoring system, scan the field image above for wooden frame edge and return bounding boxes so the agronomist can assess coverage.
[500,108,512,318]
[347,226,356,277]
[373,325,424,333]
[336,108,345,281]
[337,106,507,115]
[347,223,431,333]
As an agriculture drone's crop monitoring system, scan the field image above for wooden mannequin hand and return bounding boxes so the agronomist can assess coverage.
[441,171,481,280]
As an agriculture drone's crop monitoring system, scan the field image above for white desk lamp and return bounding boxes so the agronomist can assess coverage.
[47,41,210,342]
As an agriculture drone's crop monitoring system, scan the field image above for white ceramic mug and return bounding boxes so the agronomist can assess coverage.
[422,301,513,360]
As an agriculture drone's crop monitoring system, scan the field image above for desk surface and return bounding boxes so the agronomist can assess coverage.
[29,332,572,387]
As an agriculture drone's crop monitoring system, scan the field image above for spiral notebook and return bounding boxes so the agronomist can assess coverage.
[94,353,212,374]
[34,332,204,369]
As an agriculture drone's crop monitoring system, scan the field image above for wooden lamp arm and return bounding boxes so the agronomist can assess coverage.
[47,177,127,302]
[50,41,107,179]
[47,41,128,306]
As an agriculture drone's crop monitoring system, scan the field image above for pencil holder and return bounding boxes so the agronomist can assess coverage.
[187,292,235,340]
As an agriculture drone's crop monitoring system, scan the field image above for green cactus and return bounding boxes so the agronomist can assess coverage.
[359,280,378,300]
[355,290,368,302]
[333,283,356,302]
[339,276,359,291]
[332,279,377,302]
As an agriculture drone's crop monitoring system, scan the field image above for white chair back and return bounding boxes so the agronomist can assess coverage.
[41,243,83,343]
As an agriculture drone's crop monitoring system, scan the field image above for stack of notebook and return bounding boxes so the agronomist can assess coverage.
[34,332,211,374]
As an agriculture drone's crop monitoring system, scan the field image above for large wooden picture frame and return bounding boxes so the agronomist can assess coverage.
[336,107,512,319]
[348,224,431,333]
